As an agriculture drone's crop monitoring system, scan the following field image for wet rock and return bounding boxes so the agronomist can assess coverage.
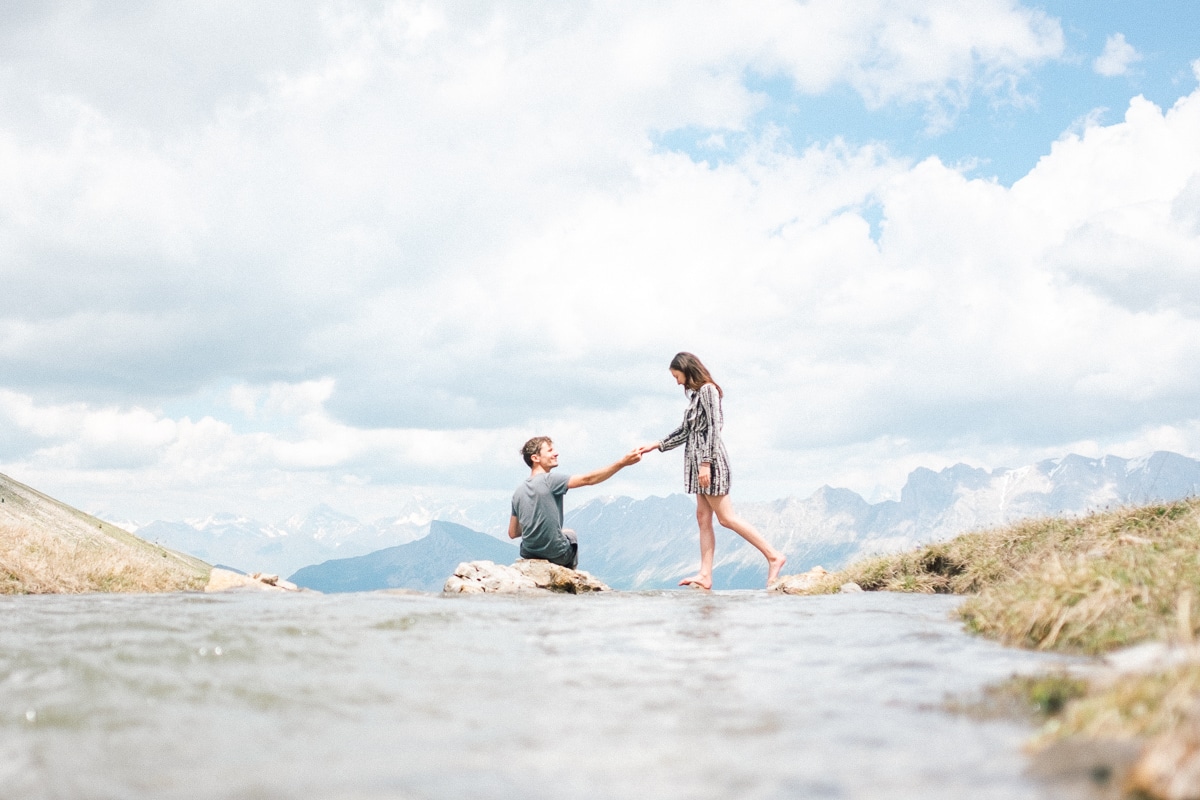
[839,582,864,593]
[771,566,829,594]
[443,560,609,594]
[204,567,302,593]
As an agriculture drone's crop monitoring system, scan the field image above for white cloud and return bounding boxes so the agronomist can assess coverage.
[4,2,1200,523]
[0,0,1064,403]
[1093,32,1141,77]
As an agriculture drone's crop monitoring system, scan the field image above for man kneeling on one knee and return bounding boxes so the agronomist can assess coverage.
[510,436,642,569]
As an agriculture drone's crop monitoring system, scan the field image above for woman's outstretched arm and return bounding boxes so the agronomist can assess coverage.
[652,419,688,454]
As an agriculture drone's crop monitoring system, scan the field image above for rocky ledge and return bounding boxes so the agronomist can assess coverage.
[444,560,610,594]
[771,566,862,594]
[204,568,303,593]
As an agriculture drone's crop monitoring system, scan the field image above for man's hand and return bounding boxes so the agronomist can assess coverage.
[567,447,644,488]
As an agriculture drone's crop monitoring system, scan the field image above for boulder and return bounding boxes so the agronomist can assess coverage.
[443,559,610,594]
[443,561,537,594]
[771,566,829,595]
[204,567,302,593]
[512,559,609,593]
[839,582,864,593]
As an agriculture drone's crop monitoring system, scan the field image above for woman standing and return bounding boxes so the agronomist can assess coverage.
[639,352,787,589]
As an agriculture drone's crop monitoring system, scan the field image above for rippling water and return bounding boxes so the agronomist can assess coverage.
[1,590,1082,799]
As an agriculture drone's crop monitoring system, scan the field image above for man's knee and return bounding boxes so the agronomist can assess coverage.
[560,529,579,569]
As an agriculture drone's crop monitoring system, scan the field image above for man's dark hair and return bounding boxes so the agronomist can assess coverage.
[521,436,553,468]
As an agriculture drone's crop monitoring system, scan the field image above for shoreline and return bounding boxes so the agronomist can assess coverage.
[781,498,1200,800]
[8,461,1198,796]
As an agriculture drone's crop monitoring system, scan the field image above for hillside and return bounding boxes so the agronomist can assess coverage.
[0,472,210,594]
[288,520,517,592]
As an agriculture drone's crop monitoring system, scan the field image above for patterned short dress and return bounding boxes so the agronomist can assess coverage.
[659,383,732,496]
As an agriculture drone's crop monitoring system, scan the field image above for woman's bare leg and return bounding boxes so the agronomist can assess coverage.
[680,495,715,589]
[701,494,787,586]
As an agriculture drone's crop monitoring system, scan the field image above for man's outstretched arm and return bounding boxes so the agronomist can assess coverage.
[567,448,642,489]
[508,515,522,539]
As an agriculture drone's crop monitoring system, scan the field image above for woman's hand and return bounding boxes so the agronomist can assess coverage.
[698,462,711,489]
[636,442,661,455]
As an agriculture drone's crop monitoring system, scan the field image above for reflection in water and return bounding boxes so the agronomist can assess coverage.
[1,591,1080,799]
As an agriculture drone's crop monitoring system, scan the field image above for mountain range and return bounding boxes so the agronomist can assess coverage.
[571,451,1200,589]
[126,450,1200,592]
[289,521,516,592]
[132,495,505,577]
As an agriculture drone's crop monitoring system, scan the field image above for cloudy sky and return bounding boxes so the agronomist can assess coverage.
[2,1,1199,523]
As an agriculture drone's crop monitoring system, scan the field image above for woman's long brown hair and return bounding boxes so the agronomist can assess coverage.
[669,352,723,398]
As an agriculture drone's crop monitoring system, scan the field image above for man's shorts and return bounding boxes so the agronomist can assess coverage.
[523,529,578,570]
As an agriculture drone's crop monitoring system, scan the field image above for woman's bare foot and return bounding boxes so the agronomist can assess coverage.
[679,574,712,590]
[766,553,787,587]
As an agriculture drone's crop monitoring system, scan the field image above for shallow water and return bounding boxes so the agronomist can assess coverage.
[1,590,1081,799]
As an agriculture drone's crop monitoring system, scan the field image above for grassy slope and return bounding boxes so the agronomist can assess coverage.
[796,498,1200,654]
[0,472,210,594]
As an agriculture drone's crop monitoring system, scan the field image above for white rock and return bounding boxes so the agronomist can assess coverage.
[205,567,303,593]
[443,560,608,594]
[444,575,486,594]
[771,566,829,594]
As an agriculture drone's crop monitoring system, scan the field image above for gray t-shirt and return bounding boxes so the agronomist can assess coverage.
[511,472,571,561]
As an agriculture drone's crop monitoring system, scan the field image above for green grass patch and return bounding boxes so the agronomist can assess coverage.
[1031,665,1200,745]
[1006,673,1090,716]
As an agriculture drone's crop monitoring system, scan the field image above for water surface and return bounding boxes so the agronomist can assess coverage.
[2,590,1080,799]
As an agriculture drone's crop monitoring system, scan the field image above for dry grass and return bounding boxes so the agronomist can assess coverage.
[1039,665,1200,742]
[0,522,208,594]
[793,499,1200,761]
[800,499,1200,655]
[977,669,1200,747]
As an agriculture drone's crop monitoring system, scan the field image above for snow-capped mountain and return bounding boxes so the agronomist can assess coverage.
[569,451,1200,589]
[121,451,1200,588]
[132,499,509,576]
